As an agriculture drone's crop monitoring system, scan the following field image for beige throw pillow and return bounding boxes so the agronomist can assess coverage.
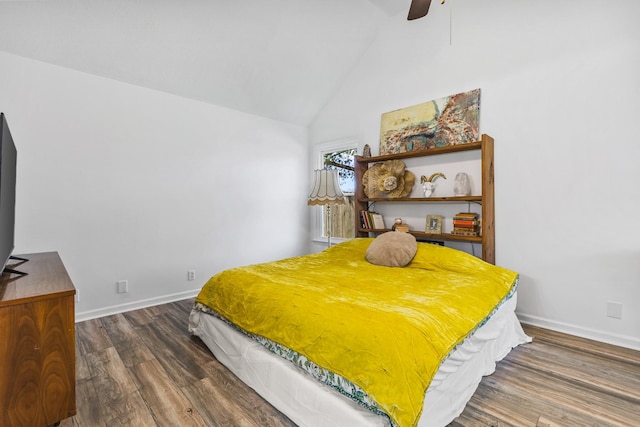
[366,231,417,267]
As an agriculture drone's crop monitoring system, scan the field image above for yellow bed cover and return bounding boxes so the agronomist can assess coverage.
[195,238,518,427]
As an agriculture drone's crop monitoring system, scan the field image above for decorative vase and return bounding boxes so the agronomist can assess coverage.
[453,172,471,196]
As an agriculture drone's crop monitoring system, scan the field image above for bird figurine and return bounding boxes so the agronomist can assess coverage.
[420,172,446,197]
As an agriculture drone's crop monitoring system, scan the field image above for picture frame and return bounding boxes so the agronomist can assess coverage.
[371,213,386,230]
[425,215,443,234]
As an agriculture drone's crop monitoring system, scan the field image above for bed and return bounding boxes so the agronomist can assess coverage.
[189,236,530,427]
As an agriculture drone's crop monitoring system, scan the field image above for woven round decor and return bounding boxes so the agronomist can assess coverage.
[363,160,415,198]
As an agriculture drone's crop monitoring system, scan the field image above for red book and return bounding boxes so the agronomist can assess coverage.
[453,220,478,226]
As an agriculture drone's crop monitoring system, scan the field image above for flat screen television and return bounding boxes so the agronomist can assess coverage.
[0,112,19,274]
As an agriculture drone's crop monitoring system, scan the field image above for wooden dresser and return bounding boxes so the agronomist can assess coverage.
[0,252,76,427]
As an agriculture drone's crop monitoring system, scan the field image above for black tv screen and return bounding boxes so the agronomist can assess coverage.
[0,113,17,273]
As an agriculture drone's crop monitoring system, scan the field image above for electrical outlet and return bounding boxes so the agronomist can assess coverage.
[188,270,196,281]
[117,280,128,294]
[607,301,622,319]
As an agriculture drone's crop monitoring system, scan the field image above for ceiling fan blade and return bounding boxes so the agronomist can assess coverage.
[407,0,432,20]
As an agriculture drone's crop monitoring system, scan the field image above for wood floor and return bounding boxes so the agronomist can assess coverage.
[63,298,640,427]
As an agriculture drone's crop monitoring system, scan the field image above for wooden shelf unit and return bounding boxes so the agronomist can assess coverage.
[0,252,77,426]
[355,134,495,264]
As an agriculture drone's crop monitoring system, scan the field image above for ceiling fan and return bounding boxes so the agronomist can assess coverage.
[407,0,445,21]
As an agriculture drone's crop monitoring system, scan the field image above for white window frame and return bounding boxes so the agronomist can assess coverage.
[310,137,358,245]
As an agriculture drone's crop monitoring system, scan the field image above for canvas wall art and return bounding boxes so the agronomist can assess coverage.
[379,89,480,155]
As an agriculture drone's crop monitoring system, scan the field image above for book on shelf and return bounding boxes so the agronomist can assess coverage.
[452,212,480,233]
[454,212,479,217]
[452,219,479,227]
[359,210,386,230]
[453,213,478,219]
[452,211,480,236]
[451,228,480,236]
[394,223,410,232]
[359,210,369,229]
[371,213,386,230]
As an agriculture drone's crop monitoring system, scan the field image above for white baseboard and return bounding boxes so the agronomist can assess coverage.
[75,289,200,323]
[517,312,640,351]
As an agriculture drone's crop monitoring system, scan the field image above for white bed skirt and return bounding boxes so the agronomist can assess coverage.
[189,293,530,427]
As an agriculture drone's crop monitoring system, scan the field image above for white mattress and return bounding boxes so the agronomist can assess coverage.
[189,292,530,427]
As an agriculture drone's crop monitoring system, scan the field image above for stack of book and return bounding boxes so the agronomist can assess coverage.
[452,212,480,236]
[393,223,409,232]
[359,210,386,230]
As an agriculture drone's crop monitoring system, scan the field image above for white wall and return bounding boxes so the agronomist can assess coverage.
[0,52,309,320]
[311,0,640,349]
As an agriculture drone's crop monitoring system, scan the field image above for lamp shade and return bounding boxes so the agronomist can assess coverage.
[308,169,345,206]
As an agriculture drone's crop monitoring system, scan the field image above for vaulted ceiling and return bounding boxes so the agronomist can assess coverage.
[0,0,409,126]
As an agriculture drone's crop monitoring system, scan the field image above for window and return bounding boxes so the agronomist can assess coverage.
[311,139,357,244]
